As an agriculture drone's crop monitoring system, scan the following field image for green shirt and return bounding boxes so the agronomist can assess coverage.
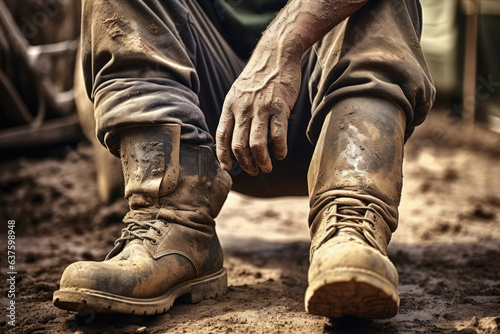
[196,0,288,58]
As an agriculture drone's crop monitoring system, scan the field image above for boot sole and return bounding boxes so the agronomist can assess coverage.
[305,268,399,319]
[53,268,227,315]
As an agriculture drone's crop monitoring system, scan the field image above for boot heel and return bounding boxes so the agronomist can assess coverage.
[181,268,228,304]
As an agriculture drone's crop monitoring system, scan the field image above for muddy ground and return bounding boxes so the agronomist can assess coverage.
[0,108,499,333]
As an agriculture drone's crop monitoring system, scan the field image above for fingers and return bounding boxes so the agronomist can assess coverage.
[249,116,272,174]
[232,114,259,176]
[233,112,285,175]
[216,92,289,176]
[217,108,273,176]
[215,109,235,172]
[270,113,288,160]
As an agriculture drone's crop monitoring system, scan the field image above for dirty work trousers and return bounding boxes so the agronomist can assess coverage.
[80,0,435,198]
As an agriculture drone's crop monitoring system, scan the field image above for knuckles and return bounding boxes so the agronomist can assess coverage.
[231,142,249,156]
[215,130,228,141]
[249,141,267,154]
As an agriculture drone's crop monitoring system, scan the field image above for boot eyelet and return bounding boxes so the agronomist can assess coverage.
[372,214,377,221]
[161,221,168,227]
[150,239,158,245]
[155,230,163,236]
[369,222,376,229]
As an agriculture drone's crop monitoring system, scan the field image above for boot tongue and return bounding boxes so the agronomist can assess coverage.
[334,205,369,243]
[336,227,366,242]
[105,209,157,260]
[126,239,144,247]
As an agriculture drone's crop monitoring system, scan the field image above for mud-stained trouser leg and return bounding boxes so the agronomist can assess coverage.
[78,0,243,202]
[80,0,244,156]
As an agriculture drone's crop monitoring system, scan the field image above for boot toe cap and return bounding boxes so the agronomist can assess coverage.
[59,261,140,297]
[309,239,398,286]
[306,240,400,318]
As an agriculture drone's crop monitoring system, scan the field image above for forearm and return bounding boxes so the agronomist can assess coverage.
[257,0,370,62]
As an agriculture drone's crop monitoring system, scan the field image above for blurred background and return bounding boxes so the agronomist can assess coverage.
[421,0,500,130]
[0,0,81,153]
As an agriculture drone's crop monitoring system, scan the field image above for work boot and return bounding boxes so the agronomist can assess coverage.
[305,96,406,318]
[53,124,232,315]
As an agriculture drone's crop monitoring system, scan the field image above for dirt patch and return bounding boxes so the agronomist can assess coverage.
[1,109,499,333]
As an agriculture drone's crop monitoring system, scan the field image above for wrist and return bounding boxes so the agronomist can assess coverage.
[256,33,305,66]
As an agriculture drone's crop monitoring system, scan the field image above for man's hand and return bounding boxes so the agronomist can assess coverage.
[215,0,370,176]
[216,47,302,176]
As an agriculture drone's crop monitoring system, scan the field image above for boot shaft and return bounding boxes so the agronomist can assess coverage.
[308,96,407,237]
[119,124,232,221]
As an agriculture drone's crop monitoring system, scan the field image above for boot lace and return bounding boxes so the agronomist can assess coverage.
[114,209,168,245]
[321,204,385,254]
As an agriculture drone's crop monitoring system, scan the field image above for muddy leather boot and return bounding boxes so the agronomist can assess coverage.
[305,96,406,318]
[53,124,232,315]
